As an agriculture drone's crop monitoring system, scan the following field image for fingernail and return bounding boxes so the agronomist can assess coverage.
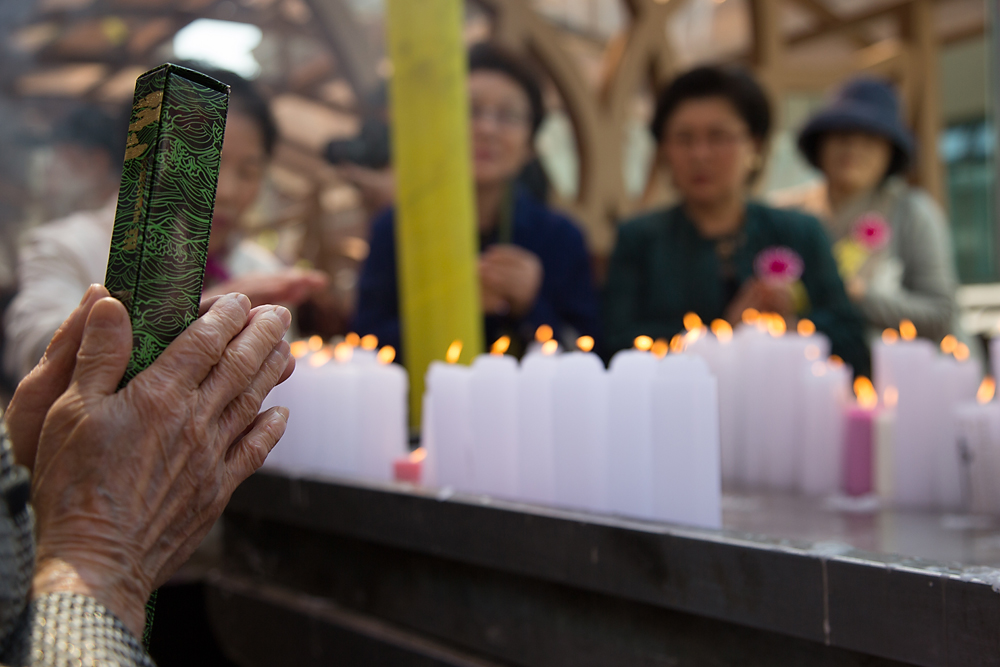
[234,293,252,311]
[277,339,291,360]
[276,406,289,422]
[79,284,97,306]
[273,306,292,330]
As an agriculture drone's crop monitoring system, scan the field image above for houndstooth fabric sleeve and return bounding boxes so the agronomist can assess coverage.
[0,422,154,666]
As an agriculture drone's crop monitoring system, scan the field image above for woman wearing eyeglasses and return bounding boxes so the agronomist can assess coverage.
[353,43,599,359]
[603,66,869,375]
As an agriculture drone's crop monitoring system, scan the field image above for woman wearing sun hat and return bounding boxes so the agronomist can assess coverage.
[790,77,959,343]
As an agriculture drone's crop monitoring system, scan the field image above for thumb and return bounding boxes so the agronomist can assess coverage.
[71,297,133,395]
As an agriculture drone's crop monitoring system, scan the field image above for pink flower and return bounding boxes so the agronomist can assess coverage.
[754,246,804,284]
[852,212,891,251]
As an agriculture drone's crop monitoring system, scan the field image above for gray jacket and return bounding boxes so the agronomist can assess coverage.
[834,178,958,343]
[0,422,152,666]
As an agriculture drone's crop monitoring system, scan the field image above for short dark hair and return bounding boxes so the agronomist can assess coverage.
[176,62,278,156]
[650,66,772,144]
[468,43,545,137]
[53,105,127,170]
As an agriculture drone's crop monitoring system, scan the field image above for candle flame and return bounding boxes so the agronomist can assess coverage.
[711,319,733,343]
[978,377,996,404]
[535,324,554,343]
[333,342,353,363]
[854,376,878,409]
[804,344,821,361]
[491,336,511,355]
[884,386,899,408]
[899,319,917,341]
[940,334,958,354]
[882,328,899,345]
[651,338,669,358]
[812,361,827,377]
[634,335,654,351]
[683,312,703,331]
[409,447,427,463]
[446,340,463,364]
[345,332,361,347]
[576,335,595,352]
[684,328,703,344]
[742,308,760,325]
[766,314,787,338]
[541,339,559,355]
[954,342,970,362]
[290,340,310,359]
[308,335,323,352]
[309,348,333,367]
[828,355,844,368]
[670,333,685,353]
[377,345,396,364]
[361,334,378,350]
[797,319,816,337]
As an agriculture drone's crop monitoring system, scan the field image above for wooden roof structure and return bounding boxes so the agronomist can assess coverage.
[0,0,988,273]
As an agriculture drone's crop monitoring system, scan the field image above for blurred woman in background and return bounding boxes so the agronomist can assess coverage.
[353,43,599,359]
[786,78,959,343]
[603,66,869,375]
[5,68,325,381]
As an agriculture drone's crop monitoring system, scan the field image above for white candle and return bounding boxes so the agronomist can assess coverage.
[874,408,896,501]
[954,399,1000,513]
[424,361,473,491]
[469,354,519,497]
[517,352,558,504]
[688,331,740,486]
[315,358,361,478]
[650,355,721,529]
[929,357,980,508]
[873,338,936,506]
[551,351,609,512]
[358,360,408,482]
[798,360,850,496]
[606,349,657,519]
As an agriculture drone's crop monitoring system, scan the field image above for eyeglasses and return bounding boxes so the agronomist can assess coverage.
[665,129,749,152]
[470,104,530,129]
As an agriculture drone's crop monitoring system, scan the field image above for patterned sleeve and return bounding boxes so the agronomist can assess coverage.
[0,422,154,667]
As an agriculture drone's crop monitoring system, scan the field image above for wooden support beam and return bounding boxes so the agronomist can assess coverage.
[901,0,945,204]
[787,0,911,47]
[300,0,381,107]
[786,0,871,48]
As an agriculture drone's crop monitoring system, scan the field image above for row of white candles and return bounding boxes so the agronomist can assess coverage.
[684,311,996,511]
[421,331,722,529]
[261,334,409,482]
[260,315,1000,518]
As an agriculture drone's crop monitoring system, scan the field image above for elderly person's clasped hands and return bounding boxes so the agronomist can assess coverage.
[2,284,294,654]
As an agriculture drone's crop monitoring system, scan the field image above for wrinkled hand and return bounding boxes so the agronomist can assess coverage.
[6,284,107,471]
[725,278,795,325]
[30,293,294,637]
[204,268,327,309]
[479,245,543,318]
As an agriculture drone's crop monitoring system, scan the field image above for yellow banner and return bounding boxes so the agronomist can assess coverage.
[386,0,483,426]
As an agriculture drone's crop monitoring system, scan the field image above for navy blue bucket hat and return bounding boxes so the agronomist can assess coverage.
[798,78,915,176]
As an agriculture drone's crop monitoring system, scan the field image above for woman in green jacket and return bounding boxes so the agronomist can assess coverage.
[604,66,869,375]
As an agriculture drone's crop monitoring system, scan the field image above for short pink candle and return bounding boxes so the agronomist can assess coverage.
[393,448,426,484]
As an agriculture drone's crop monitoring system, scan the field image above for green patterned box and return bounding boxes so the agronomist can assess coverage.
[105,64,230,387]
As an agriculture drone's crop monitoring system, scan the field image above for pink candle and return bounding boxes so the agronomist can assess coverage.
[843,406,875,496]
[393,448,426,484]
